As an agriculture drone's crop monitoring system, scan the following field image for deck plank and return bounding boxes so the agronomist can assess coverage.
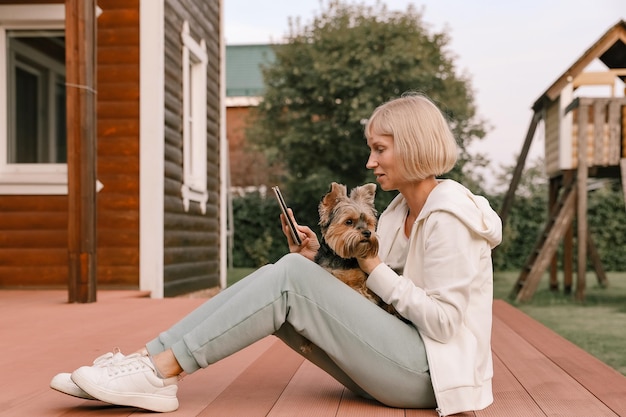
[336,392,406,417]
[0,290,207,417]
[475,355,543,417]
[267,360,345,417]
[170,336,277,417]
[493,300,626,416]
[2,292,626,416]
[196,339,304,417]
[492,314,618,416]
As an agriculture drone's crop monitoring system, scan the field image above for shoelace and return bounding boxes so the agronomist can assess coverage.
[106,353,152,376]
[92,347,123,366]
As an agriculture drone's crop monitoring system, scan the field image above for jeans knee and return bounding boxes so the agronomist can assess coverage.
[276,253,313,273]
[274,253,324,288]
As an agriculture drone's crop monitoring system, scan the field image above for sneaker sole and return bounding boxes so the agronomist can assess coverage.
[71,370,178,412]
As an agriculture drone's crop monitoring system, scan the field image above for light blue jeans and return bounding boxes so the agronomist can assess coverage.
[146,253,436,408]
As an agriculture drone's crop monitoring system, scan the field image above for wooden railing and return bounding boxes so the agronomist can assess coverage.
[565,97,626,169]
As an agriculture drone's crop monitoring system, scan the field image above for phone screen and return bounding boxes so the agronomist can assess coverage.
[272,186,302,245]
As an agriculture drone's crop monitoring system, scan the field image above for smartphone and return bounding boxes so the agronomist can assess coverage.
[272,186,302,245]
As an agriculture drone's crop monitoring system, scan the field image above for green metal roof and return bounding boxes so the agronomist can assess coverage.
[226,44,275,97]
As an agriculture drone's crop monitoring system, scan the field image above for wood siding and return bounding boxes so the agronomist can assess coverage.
[571,98,626,170]
[0,196,68,286]
[0,0,140,288]
[0,3,67,286]
[0,0,222,293]
[545,97,625,178]
[96,0,140,286]
[162,0,221,296]
[545,100,561,177]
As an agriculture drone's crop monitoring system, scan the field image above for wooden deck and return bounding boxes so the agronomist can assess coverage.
[1,290,625,417]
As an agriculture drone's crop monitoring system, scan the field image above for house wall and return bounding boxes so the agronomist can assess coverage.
[0,0,141,288]
[96,0,141,286]
[162,0,221,296]
[226,106,278,188]
[0,0,222,293]
[0,195,67,286]
[0,0,66,286]
[0,2,67,287]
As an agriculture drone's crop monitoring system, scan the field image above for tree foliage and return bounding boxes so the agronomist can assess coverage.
[587,181,626,271]
[487,157,549,271]
[249,0,487,227]
[231,192,289,267]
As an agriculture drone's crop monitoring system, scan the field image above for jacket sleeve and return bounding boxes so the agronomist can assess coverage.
[366,211,485,343]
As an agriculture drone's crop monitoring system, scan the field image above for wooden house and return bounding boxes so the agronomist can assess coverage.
[0,0,227,298]
[503,20,626,302]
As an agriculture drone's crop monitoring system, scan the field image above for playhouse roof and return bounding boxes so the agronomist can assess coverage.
[533,19,626,112]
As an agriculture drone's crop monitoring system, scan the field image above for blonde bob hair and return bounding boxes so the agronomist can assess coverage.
[365,93,458,181]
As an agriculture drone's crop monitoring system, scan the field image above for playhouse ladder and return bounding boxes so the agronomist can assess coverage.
[510,176,577,302]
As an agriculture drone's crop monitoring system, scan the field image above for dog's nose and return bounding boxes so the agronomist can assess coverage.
[362,230,371,238]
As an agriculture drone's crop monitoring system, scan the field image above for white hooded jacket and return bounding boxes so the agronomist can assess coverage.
[366,179,502,416]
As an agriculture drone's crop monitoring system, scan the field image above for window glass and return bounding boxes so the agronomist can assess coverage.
[6,29,66,164]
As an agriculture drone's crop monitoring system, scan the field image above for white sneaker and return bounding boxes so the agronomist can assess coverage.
[50,349,125,399]
[71,353,179,412]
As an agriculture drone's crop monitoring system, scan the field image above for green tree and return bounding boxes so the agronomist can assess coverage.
[250,0,488,228]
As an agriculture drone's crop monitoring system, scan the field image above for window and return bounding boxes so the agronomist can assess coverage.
[7,30,66,164]
[0,5,67,194]
[180,21,208,214]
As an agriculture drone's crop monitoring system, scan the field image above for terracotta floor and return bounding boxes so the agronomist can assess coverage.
[1,290,626,417]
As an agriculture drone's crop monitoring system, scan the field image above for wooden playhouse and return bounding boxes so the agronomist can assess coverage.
[502,20,626,302]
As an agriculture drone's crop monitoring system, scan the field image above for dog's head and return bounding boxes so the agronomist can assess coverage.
[318,182,378,259]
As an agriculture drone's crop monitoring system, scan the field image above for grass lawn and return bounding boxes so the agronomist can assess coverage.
[227,268,626,376]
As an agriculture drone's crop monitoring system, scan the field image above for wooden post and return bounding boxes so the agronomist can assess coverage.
[548,177,559,292]
[563,223,573,294]
[563,171,574,295]
[576,105,588,302]
[498,111,542,228]
[66,0,97,303]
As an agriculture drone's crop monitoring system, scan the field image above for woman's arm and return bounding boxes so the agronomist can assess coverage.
[367,212,484,342]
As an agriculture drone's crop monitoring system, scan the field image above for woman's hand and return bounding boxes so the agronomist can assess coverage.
[280,209,320,261]
[357,256,382,275]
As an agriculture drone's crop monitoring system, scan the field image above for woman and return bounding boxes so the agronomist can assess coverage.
[51,93,502,416]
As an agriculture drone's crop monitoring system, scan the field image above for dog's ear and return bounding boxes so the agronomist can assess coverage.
[319,182,347,226]
[349,183,376,209]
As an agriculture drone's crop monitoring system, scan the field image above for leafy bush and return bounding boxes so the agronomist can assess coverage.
[231,192,292,268]
[587,182,626,271]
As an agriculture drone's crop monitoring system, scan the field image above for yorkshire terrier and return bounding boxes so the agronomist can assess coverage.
[314,182,405,321]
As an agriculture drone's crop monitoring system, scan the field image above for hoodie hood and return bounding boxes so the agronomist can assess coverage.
[383,179,502,249]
